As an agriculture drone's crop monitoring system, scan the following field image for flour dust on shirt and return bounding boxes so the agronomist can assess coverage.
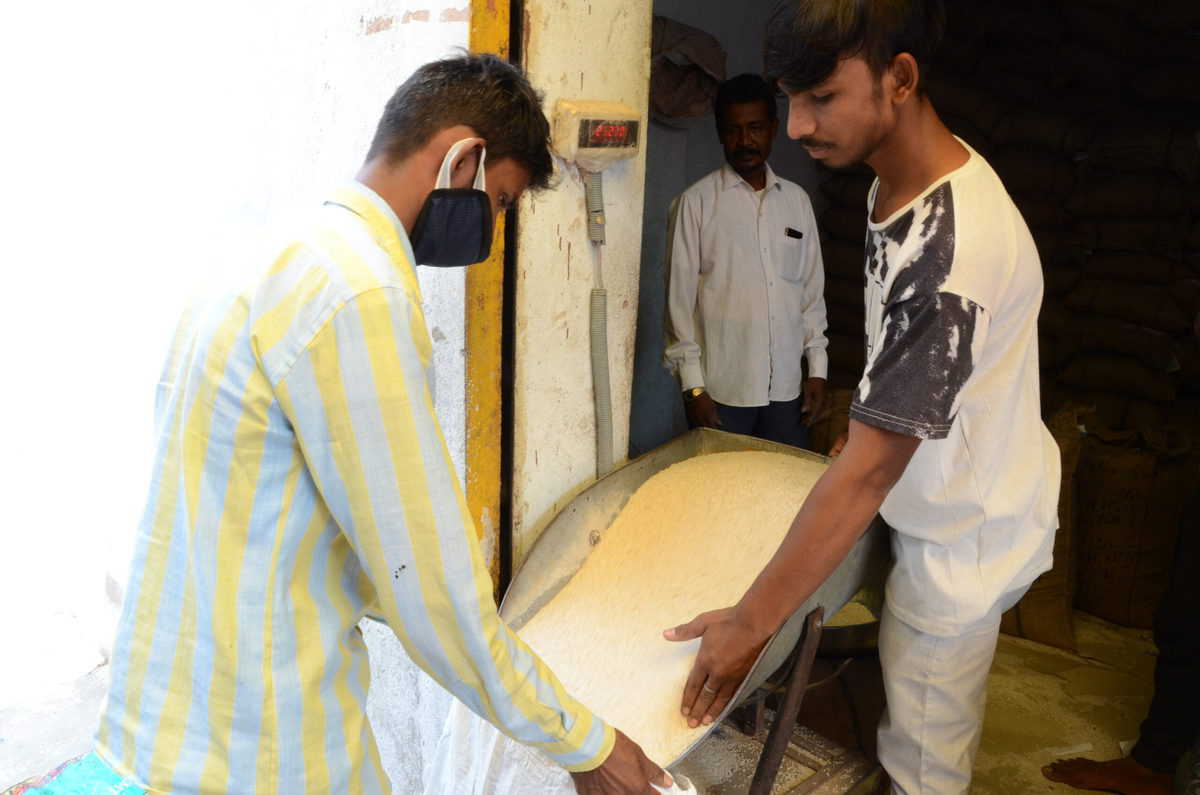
[855,182,986,439]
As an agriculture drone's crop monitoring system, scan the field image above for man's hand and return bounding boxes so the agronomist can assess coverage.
[662,607,770,729]
[801,377,829,426]
[570,730,672,794]
[684,391,722,429]
[827,432,848,458]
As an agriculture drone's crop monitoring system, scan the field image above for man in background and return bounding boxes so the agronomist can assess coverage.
[666,73,829,448]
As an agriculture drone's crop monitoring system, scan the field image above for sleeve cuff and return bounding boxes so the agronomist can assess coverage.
[849,402,950,440]
[679,360,705,392]
[557,722,617,773]
[805,347,829,380]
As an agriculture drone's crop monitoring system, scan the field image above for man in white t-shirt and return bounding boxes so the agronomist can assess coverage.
[664,2,1060,794]
[665,73,829,448]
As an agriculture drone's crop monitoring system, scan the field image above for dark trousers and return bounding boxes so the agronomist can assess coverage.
[1131,489,1200,775]
[713,397,810,450]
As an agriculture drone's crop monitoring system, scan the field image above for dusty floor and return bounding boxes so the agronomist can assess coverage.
[973,612,1156,794]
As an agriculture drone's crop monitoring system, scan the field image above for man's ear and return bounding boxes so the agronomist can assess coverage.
[448,137,486,189]
[889,53,919,104]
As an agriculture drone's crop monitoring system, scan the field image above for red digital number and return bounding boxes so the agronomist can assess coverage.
[591,123,626,143]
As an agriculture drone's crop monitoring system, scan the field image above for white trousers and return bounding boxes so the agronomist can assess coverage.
[876,588,1027,795]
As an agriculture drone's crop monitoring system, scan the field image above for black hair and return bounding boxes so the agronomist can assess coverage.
[764,0,945,94]
[365,52,553,190]
[713,73,779,128]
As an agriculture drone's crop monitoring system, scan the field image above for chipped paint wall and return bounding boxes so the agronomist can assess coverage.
[511,1,654,567]
[2,1,468,788]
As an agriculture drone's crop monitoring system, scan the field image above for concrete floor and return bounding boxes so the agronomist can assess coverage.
[0,612,1156,793]
[973,612,1156,794]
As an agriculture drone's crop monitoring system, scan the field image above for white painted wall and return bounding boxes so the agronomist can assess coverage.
[511,0,654,567]
[1,0,468,787]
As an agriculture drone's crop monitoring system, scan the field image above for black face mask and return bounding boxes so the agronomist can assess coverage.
[410,189,493,266]
[409,139,493,267]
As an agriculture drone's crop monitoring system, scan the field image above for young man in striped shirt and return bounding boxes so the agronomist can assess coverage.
[7,54,666,795]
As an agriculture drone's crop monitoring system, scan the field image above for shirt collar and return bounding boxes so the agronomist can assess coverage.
[720,162,781,192]
[324,181,419,274]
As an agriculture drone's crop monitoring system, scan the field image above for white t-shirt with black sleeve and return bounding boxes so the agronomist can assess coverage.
[852,140,1062,637]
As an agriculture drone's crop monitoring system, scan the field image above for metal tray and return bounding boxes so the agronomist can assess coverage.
[500,427,889,765]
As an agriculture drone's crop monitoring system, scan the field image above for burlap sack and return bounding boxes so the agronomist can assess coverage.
[1059,314,1178,371]
[1065,279,1190,334]
[1044,268,1082,299]
[1060,354,1177,402]
[821,174,874,209]
[1000,405,1087,651]
[825,305,865,336]
[820,205,868,243]
[824,275,864,312]
[925,77,1004,136]
[979,1,1063,49]
[1176,339,1200,394]
[1125,400,1169,436]
[827,365,862,391]
[1075,429,1197,628]
[1067,173,1187,218]
[1070,219,1188,259]
[977,47,1059,84]
[987,74,1048,110]
[1133,0,1200,35]
[941,113,994,157]
[822,240,865,282]
[991,106,1092,154]
[1084,251,1188,285]
[992,147,1077,196]
[1035,229,1087,266]
[1058,388,1129,432]
[1053,44,1122,96]
[1173,278,1200,321]
[1039,332,1072,372]
[1014,195,1069,230]
[1061,3,1133,56]
[825,331,866,377]
[1086,125,1200,183]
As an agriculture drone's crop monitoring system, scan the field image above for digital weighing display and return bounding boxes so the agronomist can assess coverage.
[577,119,640,148]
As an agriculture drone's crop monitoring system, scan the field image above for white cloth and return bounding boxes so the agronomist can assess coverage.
[875,587,1026,795]
[665,164,828,407]
[849,140,1060,636]
[424,701,698,795]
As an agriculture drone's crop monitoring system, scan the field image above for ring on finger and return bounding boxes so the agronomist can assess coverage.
[701,683,718,694]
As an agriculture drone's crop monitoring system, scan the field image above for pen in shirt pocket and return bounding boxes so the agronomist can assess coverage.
[785,227,804,239]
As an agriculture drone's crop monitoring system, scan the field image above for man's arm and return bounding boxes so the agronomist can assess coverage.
[665,284,987,725]
[665,418,919,726]
[664,194,721,428]
[798,195,830,424]
[275,286,661,783]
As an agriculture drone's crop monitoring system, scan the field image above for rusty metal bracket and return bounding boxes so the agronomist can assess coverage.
[749,605,826,795]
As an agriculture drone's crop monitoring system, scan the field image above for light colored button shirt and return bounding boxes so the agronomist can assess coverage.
[95,182,612,793]
[665,164,828,407]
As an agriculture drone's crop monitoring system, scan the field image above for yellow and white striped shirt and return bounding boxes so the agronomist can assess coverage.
[95,182,614,793]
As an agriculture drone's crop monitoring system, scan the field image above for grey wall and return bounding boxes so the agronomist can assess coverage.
[629,0,828,457]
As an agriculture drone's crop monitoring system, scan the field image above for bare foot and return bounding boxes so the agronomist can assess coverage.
[1041,757,1172,795]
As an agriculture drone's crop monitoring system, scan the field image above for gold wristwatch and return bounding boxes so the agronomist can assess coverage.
[683,387,706,402]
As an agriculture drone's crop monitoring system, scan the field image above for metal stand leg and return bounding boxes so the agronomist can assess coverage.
[748,606,826,795]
